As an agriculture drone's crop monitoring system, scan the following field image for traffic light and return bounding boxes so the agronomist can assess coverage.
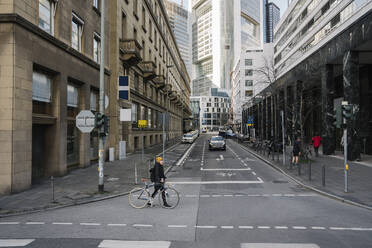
[103,115,109,136]
[95,112,105,128]
[342,104,353,120]
[333,105,342,128]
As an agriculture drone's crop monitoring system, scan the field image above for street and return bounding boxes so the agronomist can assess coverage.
[1,134,372,248]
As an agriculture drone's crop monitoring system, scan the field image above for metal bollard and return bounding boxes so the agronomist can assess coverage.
[322,165,326,187]
[308,161,312,181]
[51,176,55,203]
[134,162,138,184]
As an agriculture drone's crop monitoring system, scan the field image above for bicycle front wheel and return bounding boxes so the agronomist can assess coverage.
[129,187,150,209]
[159,186,179,209]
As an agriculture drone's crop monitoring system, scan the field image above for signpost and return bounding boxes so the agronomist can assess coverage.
[138,120,147,161]
[76,110,95,133]
[118,76,129,100]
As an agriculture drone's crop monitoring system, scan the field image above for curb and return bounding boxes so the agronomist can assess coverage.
[0,140,188,219]
[232,140,372,211]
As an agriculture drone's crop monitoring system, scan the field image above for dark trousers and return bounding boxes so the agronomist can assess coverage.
[314,147,319,157]
[151,183,167,203]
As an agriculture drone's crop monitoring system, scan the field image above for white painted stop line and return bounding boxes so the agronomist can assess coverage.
[98,240,171,248]
[241,244,320,248]
[0,239,35,247]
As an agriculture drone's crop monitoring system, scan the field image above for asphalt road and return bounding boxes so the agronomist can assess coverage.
[1,134,372,248]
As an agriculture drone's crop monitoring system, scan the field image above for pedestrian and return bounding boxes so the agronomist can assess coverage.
[311,133,322,157]
[149,156,171,208]
[292,137,301,166]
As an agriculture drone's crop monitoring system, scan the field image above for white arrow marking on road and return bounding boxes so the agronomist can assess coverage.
[0,239,35,247]
[98,240,171,248]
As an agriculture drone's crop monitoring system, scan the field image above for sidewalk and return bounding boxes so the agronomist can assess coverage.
[0,138,189,217]
[236,140,372,209]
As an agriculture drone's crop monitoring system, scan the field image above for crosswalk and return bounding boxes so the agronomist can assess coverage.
[0,239,321,248]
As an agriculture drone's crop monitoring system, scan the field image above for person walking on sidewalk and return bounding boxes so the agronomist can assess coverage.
[312,133,322,157]
[149,156,171,208]
[292,137,301,166]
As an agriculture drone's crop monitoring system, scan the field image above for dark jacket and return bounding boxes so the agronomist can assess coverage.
[153,162,166,183]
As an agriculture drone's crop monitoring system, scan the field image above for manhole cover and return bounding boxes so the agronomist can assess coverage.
[272,180,288,184]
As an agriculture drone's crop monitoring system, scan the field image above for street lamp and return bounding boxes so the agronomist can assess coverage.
[162,64,174,164]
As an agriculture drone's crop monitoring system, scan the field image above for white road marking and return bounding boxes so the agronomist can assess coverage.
[311,226,326,230]
[235,194,245,197]
[0,239,35,247]
[0,222,19,225]
[98,240,171,248]
[195,225,217,229]
[241,244,320,248]
[52,222,73,225]
[329,227,347,230]
[247,194,261,197]
[257,226,271,229]
[167,180,264,185]
[223,194,233,197]
[252,172,257,176]
[107,224,127,227]
[185,194,197,197]
[257,177,264,182]
[168,225,187,228]
[212,194,222,197]
[221,226,234,229]
[200,168,251,171]
[220,155,224,160]
[349,227,372,231]
[200,195,210,197]
[25,222,45,225]
[80,223,101,226]
[293,226,307,230]
[284,194,295,197]
[239,226,254,229]
[272,194,283,196]
[275,226,288,229]
[133,224,153,227]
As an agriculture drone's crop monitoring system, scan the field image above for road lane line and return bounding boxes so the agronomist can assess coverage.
[257,177,264,182]
[275,226,288,229]
[329,227,347,230]
[311,226,326,230]
[25,222,45,225]
[52,222,73,225]
[257,226,271,229]
[168,225,187,228]
[185,194,197,197]
[272,194,283,196]
[195,225,217,229]
[167,180,264,184]
[107,224,127,227]
[212,194,222,197]
[0,239,35,247]
[200,168,251,171]
[80,223,101,226]
[252,172,257,176]
[235,194,245,197]
[284,194,295,197]
[241,244,320,248]
[349,227,372,231]
[239,226,254,229]
[221,226,234,229]
[200,195,210,197]
[98,240,170,248]
[0,222,19,225]
[133,224,153,227]
[292,226,307,230]
[223,194,233,197]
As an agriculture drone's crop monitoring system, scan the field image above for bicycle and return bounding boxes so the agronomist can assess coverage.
[129,178,180,209]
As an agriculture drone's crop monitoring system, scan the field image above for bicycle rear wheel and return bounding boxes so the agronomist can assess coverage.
[159,186,179,209]
[129,187,150,209]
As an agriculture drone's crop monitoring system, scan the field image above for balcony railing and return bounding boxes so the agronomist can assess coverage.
[119,39,142,67]
[140,61,157,80]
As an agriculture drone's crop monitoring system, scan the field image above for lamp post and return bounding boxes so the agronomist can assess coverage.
[162,64,173,164]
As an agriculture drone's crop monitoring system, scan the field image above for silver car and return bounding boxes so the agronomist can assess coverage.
[209,136,226,151]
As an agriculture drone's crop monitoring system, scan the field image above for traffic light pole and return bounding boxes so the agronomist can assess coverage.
[98,0,105,193]
[342,101,349,193]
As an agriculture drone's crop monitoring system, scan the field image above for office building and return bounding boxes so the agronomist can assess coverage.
[263,0,280,43]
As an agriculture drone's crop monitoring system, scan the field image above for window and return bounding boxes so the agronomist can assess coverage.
[245,80,253,86]
[93,0,99,9]
[133,28,137,40]
[245,90,253,97]
[90,92,98,111]
[93,33,101,63]
[67,84,79,107]
[131,103,138,122]
[149,20,153,40]
[72,13,84,51]
[134,72,139,90]
[122,13,127,39]
[142,6,146,27]
[32,71,51,102]
[148,108,152,128]
[133,0,138,14]
[245,69,253,76]
[245,59,252,66]
[38,0,55,35]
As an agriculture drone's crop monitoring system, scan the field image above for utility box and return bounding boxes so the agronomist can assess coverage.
[109,147,115,162]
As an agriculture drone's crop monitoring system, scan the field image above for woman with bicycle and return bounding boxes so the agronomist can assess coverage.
[149,157,171,208]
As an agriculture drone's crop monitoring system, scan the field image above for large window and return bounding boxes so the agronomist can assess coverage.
[90,92,98,111]
[72,13,84,51]
[38,0,54,35]
[67,84,79,107]
[245,90,253,97]
[131,102,138,123]
[245,69,253,76]
[245,59,252,66]
[93,33,101,63]
[32,71,52,102]
[245,80,253,86]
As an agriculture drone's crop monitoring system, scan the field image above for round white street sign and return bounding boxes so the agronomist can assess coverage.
[76,110,95,133]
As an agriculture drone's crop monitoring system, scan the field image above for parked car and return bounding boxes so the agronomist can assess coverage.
[209,136,226,151]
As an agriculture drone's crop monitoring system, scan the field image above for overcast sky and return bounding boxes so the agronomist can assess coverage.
[271,0,288,16]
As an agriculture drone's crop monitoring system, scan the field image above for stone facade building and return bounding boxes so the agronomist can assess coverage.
[108,0,191,156]
[0,0,191,194]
